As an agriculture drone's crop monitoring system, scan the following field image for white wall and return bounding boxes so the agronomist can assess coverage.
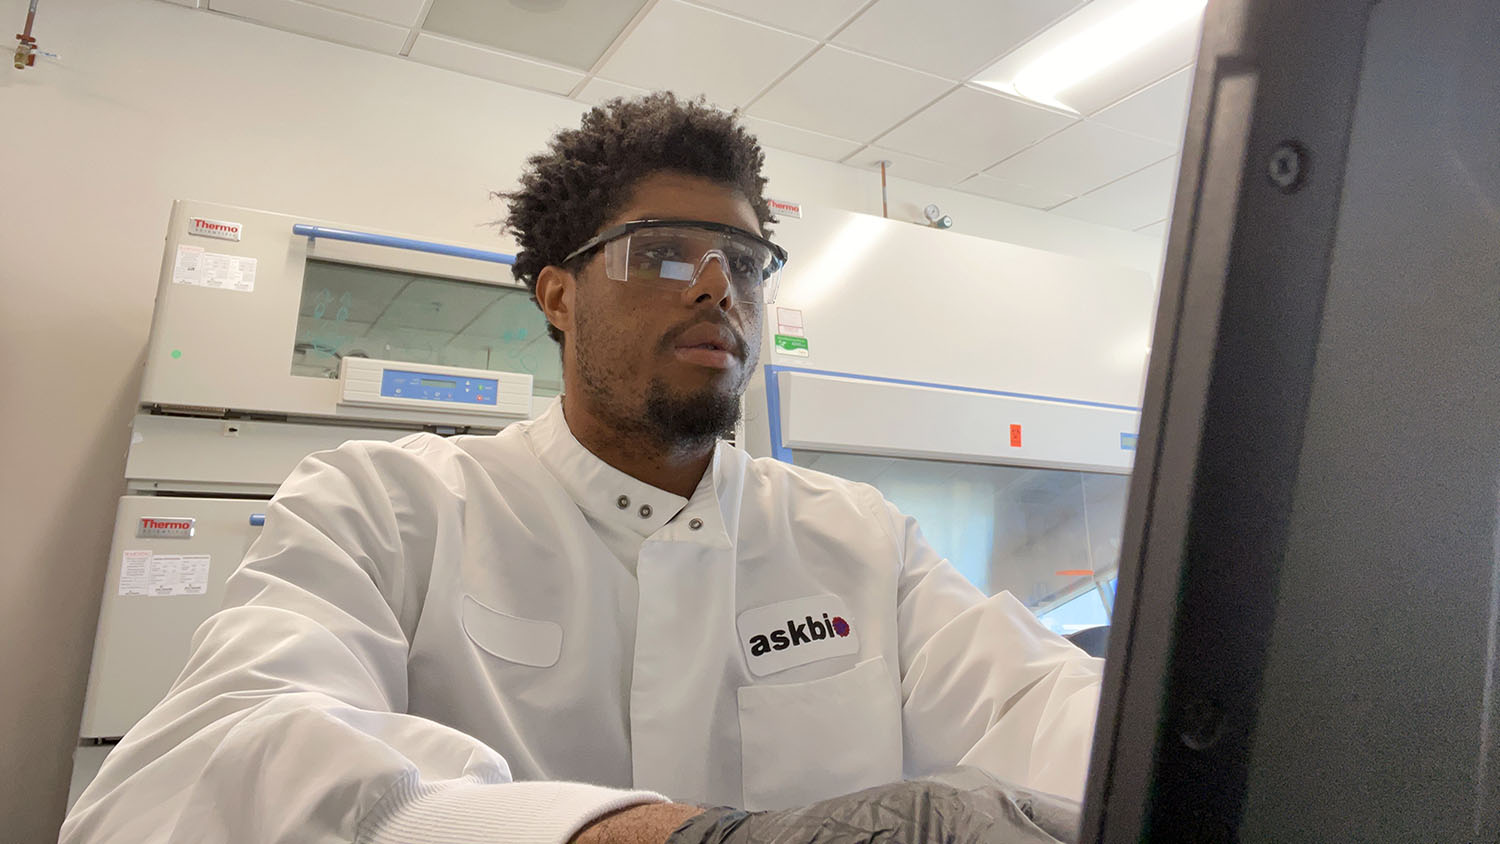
[762,152,1166,274]
[0,0,1161,837]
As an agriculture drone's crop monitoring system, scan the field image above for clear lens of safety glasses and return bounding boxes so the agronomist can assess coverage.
[601,225,784,304]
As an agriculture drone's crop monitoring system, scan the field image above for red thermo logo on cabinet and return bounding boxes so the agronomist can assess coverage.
[138,517,196,538]
[188,217,243,241]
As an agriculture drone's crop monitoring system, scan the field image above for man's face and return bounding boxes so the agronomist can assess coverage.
[561,171,766,448]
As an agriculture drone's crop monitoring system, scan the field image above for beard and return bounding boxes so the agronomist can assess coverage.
[574,307,756,453]
[641,375,744,444]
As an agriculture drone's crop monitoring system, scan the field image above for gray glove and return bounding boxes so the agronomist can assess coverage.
[665,767,1080,844]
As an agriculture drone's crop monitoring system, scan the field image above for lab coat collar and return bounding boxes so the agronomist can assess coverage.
[527,398,707,542]
[661,444,735,551]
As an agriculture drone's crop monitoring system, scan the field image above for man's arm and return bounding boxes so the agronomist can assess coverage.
[62,437,665,844]
[572,804,706,844]
[662,768,1079,844]
[577,770,1081,844]
[881,497,1104,800]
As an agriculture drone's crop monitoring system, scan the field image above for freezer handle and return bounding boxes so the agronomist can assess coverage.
[291,224,517,265]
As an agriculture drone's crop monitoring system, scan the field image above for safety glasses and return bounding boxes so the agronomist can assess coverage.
[561,219,789,304]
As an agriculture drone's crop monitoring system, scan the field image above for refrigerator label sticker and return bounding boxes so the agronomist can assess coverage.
[118,550,152,596]
[147,554,211,597]
[172,245,256,293]
[120,552,211,597]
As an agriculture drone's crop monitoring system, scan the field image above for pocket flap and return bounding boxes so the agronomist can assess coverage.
[461,594,563,668]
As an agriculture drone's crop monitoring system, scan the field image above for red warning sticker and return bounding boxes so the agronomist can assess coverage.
[1009,424,1023,447]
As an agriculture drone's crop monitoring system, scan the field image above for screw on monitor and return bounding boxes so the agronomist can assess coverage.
[1268,142,1309,192]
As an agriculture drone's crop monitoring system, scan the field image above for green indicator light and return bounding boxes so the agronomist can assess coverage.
[170,349,182,359]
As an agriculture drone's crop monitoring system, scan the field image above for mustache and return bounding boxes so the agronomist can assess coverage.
[658,316,751,360]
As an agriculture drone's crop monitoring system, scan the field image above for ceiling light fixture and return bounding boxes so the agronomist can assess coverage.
[977,0,1206,113]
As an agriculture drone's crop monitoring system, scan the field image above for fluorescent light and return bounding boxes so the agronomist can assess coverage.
[1016,0,1205,109]
[975,0,1206,114]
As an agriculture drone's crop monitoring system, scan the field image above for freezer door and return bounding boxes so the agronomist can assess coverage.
[79,496,267,738]
[67,745,112,813]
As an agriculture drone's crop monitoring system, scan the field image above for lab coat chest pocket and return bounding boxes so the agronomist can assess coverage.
[737,656,902,811]
[461,595,563,668]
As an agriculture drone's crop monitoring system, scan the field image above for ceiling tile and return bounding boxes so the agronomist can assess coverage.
[1135,219,1169,239]
[877,85,1076,171]
[422,0,651,71]
[693,0,868,39]
[1051,156,1180,230]
[748,46,952,142]
[846,147,974,189]
[986,120,1174,196]
[741,116,863,162]
[958,173,1073,210]
[209,0,409,52]
[833,0,1082,80]
[407,34,585,95]
[304,0,426,26]
[596,1,817,108]
[1090,66,1195,146]
[576,77,648,105]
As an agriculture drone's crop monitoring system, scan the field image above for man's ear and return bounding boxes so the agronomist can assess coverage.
[535,265,576,336]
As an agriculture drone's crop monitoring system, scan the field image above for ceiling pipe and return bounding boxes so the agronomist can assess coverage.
[13,0,39,69]
[877,159,891,218]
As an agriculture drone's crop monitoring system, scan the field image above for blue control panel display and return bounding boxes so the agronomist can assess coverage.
[380,369,499,406]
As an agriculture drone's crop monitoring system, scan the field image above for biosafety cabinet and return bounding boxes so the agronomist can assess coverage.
[72,200,559,806]
[743,207,1157,629]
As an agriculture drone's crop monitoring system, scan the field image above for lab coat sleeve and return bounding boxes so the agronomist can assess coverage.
[885,497,1104,801]
[61,438,665,844]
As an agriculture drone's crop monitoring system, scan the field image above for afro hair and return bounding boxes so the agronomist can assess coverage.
[499,92,775,345]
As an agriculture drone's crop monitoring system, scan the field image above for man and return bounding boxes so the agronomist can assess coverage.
[62,94,1102,844]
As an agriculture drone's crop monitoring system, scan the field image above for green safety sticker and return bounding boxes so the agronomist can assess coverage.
[774,334,809,356]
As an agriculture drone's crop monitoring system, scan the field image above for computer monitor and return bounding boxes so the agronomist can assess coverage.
[1081,0,1499,841]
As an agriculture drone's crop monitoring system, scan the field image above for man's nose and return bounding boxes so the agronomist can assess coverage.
[681,252,735,311]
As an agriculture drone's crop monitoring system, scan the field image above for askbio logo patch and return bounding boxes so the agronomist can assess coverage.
[738,595,859,676]
[747,613,852,657]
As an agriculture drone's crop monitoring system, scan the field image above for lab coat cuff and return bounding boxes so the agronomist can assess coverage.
[360,777,669,844]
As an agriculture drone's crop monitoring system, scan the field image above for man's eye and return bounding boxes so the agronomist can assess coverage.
[639,244,684,262]
[729,257,760,277]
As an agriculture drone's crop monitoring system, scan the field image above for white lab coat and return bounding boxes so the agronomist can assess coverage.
[62,401,1103,844]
